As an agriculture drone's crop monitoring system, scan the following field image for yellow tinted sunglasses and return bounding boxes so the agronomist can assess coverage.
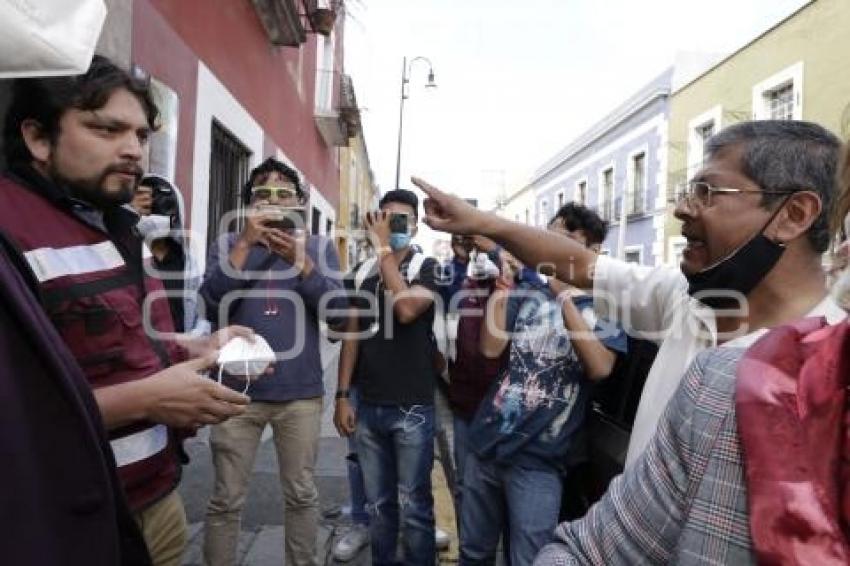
[251,185,297,200]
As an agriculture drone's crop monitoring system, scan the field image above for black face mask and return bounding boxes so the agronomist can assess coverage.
[686,198,789,309]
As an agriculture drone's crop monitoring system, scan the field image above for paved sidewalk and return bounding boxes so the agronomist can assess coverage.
[179,432,367,565]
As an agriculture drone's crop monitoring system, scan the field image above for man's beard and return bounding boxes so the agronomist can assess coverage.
[49,162,143,208]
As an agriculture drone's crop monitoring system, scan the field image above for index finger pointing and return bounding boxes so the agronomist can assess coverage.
[411,176,443,199]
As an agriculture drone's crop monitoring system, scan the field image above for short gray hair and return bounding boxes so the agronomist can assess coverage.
[705,120,841,253]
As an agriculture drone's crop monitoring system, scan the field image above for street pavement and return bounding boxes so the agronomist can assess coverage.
[178,429,364,565]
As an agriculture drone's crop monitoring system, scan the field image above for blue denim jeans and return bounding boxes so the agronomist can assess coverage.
[459,452,562,566]
[356,402,436,566]
[346,389,369,525]
[453,415,472,519]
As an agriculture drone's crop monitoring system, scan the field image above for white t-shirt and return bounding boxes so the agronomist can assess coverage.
[592,255,847,467]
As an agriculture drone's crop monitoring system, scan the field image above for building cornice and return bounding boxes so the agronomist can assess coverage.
[531,75,671,186]
[671,0,816,95]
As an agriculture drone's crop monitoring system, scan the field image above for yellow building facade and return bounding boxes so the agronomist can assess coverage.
[664,0,850,263]
[337,129,379,272]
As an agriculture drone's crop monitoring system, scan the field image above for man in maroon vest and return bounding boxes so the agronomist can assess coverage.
[0,55,252,565]
[0,229,151,566]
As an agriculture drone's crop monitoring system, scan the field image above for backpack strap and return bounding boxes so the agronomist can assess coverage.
[354,256,378,291]
[356,252,426,289]
[405,252,426,285]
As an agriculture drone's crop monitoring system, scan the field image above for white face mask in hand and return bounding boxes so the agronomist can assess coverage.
[216,336,276,394]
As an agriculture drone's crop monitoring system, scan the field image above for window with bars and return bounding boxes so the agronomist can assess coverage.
[208,120,251,247]
[696,121,715,143]
[625,248,642,264]
[766,83,794,120]
[577,180,587,205]
[350,203,360,229]
[629,152,646,216]
[539,200,549,226]
[601,168,614,220]
[689,120,715,176]
[557,191,565,209]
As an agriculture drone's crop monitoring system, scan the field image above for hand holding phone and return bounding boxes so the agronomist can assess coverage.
[256,204,306,233]
[265,228,313,277]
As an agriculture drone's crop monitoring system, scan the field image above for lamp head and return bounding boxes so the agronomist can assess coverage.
[426,70,437,88]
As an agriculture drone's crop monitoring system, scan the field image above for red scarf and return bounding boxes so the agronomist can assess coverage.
[737,317,850,565]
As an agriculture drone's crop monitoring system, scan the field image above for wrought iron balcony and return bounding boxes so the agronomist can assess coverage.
[314,70,360,146]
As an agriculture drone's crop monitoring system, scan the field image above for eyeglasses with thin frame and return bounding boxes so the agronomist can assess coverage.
[251,184,298,201]
[671,181,796,209]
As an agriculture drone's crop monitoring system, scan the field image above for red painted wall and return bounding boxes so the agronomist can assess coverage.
[131,0,199,226]
[140,0,340,207]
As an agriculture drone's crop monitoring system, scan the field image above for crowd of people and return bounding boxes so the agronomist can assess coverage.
[1,53,849,566]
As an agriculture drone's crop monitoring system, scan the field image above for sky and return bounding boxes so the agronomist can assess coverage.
[343,0,810,249]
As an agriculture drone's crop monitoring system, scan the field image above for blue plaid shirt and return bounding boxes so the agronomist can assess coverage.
[534,347,756,565]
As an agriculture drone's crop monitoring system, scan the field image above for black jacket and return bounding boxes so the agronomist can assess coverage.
[0,230,150,565]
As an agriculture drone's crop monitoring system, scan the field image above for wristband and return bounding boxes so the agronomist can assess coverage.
[335,389,351,400]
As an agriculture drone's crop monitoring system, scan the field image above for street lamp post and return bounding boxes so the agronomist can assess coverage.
[394,55,436,190]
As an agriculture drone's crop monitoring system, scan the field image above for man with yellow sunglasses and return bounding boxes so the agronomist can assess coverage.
[199,157,345,566]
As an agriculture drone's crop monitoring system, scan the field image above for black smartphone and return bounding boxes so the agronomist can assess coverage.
[257,205,306,232]
[389,212,409,235]
[151,186,179,217]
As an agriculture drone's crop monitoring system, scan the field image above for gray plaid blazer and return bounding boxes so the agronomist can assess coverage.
[535,346,756,565]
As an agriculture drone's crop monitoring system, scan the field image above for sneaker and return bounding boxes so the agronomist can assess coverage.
[435,527,450,551]
[333,524,370,562]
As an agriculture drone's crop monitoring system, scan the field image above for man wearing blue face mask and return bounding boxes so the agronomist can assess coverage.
[334,189,442,565]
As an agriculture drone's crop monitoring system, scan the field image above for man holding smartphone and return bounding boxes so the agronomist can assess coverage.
[131,175,207,335]
[334,189,441,565]
[200,157,344,566]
